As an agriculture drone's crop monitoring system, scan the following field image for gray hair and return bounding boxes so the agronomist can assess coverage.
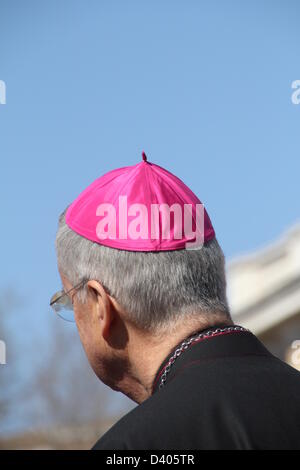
[56,210,231,332]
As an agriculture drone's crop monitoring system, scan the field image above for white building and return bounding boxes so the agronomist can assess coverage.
[227,223,300,370]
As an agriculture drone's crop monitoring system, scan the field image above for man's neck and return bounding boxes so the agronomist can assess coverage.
[116,315,233,404]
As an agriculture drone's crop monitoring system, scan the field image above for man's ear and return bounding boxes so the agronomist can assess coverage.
[86,280,114,341]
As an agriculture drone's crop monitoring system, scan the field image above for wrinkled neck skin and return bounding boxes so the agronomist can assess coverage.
[112,314,233,404]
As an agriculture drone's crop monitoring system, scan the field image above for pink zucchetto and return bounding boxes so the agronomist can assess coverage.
[65,152,215,251]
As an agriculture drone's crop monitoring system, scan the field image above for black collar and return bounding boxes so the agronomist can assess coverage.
[152,324,271,394]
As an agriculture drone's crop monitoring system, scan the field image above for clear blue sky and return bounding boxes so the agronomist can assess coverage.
[0,0,299,433]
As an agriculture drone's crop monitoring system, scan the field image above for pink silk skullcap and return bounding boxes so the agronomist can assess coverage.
[65,152,215,251]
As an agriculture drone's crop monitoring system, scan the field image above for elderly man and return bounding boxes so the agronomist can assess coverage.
[51,153,300,450]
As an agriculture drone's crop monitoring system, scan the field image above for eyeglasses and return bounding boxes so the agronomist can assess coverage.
[49,279,87,322]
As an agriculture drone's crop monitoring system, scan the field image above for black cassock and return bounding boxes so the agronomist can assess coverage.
[92,325,300,450]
